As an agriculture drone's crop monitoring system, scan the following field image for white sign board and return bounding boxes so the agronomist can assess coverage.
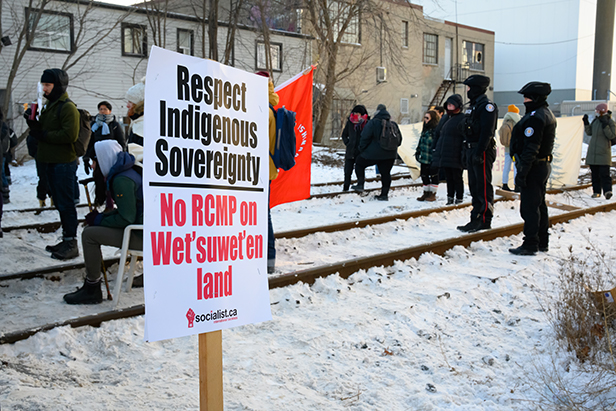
[143,47,272,342]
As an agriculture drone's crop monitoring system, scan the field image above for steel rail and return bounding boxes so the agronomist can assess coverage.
[0,182,595,281]
[2,200,615,345]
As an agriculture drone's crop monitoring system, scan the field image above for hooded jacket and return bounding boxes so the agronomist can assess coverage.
[94,140,143,228]
[35,69,79,163]
[358,109,399,160]
[585,115,615,166]
[498,111,521,148]
[341,105,369,160]
[431,111,466,169]
[268,81,280,180]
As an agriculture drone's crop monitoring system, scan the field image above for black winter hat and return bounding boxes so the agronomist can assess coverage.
[463,75,490,88]
[40,68,69,102]
[518,81,551,97]
[351,105,368,116]
[445,94,463,109]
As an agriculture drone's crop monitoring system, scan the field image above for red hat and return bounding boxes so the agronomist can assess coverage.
[596,103,608,114]
[255,71,270,78]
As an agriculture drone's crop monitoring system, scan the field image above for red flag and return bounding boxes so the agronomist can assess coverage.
[270,66,314,208]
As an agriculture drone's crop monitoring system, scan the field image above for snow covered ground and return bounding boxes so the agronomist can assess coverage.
[1,147,616,410]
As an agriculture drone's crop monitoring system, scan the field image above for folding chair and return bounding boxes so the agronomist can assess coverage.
[112,224,143,308]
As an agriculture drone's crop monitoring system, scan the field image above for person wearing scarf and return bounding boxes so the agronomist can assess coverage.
[341,105,369,191]
[83,101,126,175]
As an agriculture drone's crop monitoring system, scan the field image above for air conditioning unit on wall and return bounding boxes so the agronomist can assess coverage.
[376,67,387,83]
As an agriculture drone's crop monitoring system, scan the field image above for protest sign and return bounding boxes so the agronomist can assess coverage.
[142,47,272,343]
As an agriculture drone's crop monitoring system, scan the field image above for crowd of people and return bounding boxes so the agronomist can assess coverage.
[0,68,614,303]
[341,75,614,256]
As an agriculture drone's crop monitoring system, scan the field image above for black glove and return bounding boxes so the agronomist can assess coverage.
[23,108,32,121]
[84,210,102,226]
[29,128,46,141]
[515,173,527,190]
[583,114,589,126]
[83,157,91,175]
[599,115,610,127]
[415,151,420,162]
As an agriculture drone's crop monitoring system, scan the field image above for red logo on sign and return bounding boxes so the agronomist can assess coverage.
[186,308,196,328]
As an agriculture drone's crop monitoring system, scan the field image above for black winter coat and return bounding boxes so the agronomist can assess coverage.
[341,118,365,160]
[359,110,399,160]
[84,116,126,160]
[431,112,465,169]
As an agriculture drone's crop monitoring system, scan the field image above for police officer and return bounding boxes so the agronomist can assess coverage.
[457,75,498,233]
[509,82,556,255]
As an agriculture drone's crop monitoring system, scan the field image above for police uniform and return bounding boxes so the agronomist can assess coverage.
[457,75,498,233]
[509,82,556,255]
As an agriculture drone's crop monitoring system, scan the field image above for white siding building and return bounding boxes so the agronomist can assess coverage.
[0,0,312,136]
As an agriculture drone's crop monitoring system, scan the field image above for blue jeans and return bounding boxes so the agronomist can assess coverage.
[47,161,78,239]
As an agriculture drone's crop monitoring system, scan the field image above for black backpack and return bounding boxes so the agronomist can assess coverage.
[379,119,402,151]
[56,99,92,157]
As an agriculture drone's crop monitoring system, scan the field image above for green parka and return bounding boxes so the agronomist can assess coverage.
[36,92,79,164]
[585,116,615,166]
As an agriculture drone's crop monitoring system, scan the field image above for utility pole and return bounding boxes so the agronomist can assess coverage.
[592,0,615,100]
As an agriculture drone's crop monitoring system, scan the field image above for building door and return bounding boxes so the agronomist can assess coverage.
[444,38,452,79]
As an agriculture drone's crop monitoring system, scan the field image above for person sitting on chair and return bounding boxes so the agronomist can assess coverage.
[63,140,143,304]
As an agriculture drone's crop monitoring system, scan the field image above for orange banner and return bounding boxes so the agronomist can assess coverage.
[270,66,314,208]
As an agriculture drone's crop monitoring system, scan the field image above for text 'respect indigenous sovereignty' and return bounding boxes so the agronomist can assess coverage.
[155,65,261,186]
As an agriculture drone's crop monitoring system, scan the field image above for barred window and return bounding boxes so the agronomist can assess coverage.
[423,33,438,64]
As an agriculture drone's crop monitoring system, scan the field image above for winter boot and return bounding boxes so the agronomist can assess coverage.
[457,219,490,233]
[446,196,454,205]
[509,245,537,256]
[425,192,437,202]
[351,184,364,192]
[51,239,79,260]
[606,191,613,199]
[592,193,601,198]
[455,198,464,204]
[502,184,512,192]
[375,194,388,201]
[417,190,429,201]
[46,240,64,253]
[64,278,103,305]
[39,199,46,207]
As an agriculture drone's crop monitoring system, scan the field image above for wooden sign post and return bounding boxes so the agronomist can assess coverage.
[199,331,223,410]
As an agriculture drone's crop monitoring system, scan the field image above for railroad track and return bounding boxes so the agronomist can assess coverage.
[0,182,606,344]
[0,182,594,281]
[1,175,415,233]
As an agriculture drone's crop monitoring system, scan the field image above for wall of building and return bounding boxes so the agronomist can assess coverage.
[318,1,494,145]
[0,0,312,139]
[415,0,600,113]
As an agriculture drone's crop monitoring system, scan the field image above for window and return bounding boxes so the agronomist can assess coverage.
[122,23,147,57]
[256,42,282,72]
[400,98,409,114]
[177,29,193,55]
[401,21,409,48]
[423,33,438,64]
[27,9,73,52]
[462,41,484,71]
[330,1,360,44]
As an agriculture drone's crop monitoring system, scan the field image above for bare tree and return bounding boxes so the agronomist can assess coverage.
[61,2,131,73]
[2,0,50,112]
[143,0,168,47]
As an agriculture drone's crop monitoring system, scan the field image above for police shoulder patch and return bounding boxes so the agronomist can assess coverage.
[524,127,534,137]
[486,103,495,112]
